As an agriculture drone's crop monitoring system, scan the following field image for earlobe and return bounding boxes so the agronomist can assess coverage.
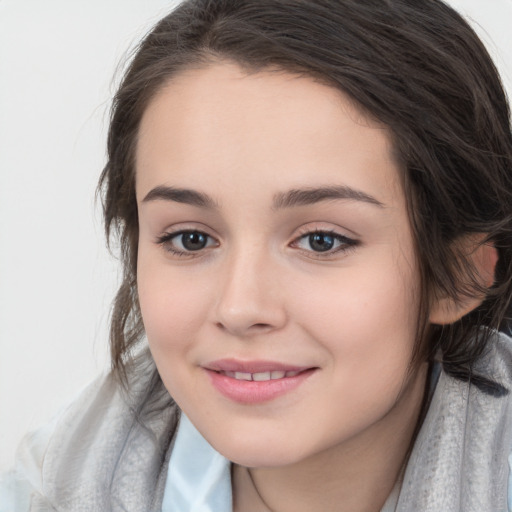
[428,238,498,325]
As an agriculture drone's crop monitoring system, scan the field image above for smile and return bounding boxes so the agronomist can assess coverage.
[203,359,316,404]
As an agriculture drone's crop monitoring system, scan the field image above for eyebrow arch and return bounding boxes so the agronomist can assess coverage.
[272,185,385,210]
[142,185,218,209]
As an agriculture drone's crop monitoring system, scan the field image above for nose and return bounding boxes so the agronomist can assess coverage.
[213,246,287,338]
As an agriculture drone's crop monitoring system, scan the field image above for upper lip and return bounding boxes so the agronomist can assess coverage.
[203,358,313,373]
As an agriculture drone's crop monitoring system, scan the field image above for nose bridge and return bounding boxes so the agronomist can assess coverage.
[214,238,285,336]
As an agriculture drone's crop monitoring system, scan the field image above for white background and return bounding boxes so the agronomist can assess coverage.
[1,0,511,472]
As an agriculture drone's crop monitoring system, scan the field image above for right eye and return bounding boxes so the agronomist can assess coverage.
[156,230,217,256]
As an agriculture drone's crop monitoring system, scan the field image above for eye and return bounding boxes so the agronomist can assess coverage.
[156,230,217,256]
[292,230,358,255]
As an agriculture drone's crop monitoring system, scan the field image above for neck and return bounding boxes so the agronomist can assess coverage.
[233,363,428,512]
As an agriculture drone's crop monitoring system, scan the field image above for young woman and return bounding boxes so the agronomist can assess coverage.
[3,0,512,510]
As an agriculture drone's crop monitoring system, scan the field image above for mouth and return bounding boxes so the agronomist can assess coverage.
[217,370,302,381]
[204,358,311,374]
[203,359,317,404]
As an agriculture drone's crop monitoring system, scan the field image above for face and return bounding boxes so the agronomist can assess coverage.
[136,62,427,468]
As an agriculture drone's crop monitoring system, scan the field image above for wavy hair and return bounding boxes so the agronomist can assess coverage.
[98,0,512,391]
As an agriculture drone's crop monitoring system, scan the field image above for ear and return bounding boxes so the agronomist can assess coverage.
[428,236,498,325]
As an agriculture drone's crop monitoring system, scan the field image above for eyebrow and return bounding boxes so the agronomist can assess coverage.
[142,185,218,209]
[141,184,384,210]
[272,185,385,209]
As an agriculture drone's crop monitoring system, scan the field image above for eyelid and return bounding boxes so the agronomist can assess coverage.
[293,222,359,240]
[155,227,219,258]
[153,222,359,259]
[289,224,360,258]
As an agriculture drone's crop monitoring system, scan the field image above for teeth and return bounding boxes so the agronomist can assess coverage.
[253,372,271,381]
[234,372,252,381]
[224,370,301,381]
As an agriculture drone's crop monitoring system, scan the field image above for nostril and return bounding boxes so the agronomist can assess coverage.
[215,321,272,333]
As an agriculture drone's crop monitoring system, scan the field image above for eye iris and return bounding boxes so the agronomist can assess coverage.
[309,233,335,252]
[181,232,207,251]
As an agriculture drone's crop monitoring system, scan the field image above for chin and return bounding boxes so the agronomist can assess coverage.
[210,433,311,468]
[227,450,303,469]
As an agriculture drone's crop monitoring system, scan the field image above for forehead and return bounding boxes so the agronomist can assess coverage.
[135,61,402,208]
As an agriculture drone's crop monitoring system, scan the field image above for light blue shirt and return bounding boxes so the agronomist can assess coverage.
[162,414,232,512]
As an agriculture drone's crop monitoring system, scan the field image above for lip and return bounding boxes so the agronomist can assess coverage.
[203,359,317,404]
[204,358,309,373]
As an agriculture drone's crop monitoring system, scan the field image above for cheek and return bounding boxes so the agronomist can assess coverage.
[136,257,213,407]
[290,267,420,438]
[136,250,209,358]
[291,254,419,377]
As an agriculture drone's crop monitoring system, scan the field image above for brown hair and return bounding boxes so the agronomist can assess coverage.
[99,0,512,391]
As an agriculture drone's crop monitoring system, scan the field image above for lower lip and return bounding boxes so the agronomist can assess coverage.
[205,369,316,404]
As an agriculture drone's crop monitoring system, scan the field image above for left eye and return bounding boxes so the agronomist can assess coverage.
[294,231,355,253]
[157,230,216,254]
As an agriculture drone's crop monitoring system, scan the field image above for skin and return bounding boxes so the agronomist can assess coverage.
[135,61,431,512]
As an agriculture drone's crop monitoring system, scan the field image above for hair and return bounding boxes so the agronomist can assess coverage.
[99,0,512,392]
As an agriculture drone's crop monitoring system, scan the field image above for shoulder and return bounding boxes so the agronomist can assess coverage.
[1,350,180,511]
[0,374,115,511]
[397,330,512,510]
[0,412,60,511]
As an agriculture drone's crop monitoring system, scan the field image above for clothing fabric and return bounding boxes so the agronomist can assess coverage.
[162,414,231,512]
[2,333,512,511]
[161,413,401,512]
[396,333,512,511]
[1,353,177,512]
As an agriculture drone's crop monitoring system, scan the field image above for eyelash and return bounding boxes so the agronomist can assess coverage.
[155,229,359,259]
[156,230,217,257]
[291,229,359,258]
